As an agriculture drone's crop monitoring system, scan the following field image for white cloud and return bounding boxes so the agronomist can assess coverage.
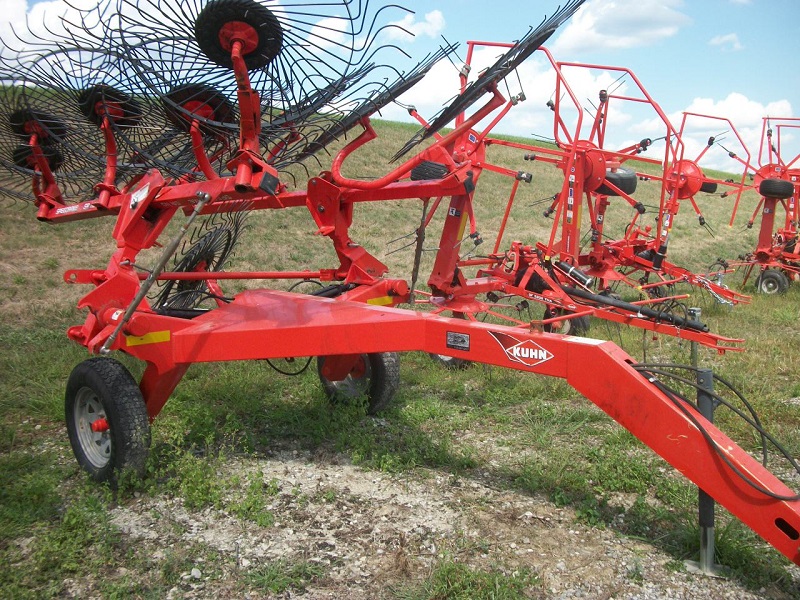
[307,16,349,50]
[551,0,691,55]
[387,10,445,41]
[709,33,743,51]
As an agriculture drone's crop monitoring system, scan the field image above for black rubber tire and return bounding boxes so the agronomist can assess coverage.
[194,0,284,70]
[596,167,638,196]
[411,160,449,181]
[12,143,64,171]
[543,307,590,335]
[699,181,718,194]
[317,352,400,415]
[65,357,150,483]
[756,269,790,294]
[161,83,237,133]
[759,178,794,200]
[9,109,68,140]
[77,84,143,129]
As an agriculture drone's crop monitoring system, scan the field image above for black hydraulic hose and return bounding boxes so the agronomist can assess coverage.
[563,285,709,332]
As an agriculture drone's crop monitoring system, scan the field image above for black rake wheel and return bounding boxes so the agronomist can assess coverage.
[194,0,284,70]
[317,353,400,415]
[77,84,144,129]
[9,109,69,141]
[161,83,238,134]
[152,219,240,310]
[12,144,64,172]
[65,357,150,483]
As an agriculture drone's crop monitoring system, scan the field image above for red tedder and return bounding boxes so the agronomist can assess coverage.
[456,46,750,310]
[0,0,798,569]
[722,117,800,293]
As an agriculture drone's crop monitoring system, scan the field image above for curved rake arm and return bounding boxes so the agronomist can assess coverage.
[328,84,507,191]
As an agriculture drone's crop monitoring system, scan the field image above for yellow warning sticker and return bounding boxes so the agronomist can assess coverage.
[366,296,393,306]
[125,330,171,347]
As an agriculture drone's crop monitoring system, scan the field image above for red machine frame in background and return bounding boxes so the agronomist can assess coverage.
[724,117,800,293]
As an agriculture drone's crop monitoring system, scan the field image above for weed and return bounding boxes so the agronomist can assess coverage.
[245,559,325,594]
[395,558,539,600]
[228,473,277,527]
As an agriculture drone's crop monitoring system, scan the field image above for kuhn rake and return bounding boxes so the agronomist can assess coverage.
[1,0,800,569]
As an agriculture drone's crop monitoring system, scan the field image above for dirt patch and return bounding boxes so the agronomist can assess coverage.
[107,449,798,599]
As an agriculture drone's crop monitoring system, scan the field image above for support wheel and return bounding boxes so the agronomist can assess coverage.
[596,167,638,196]
[317,353,400,415]
[759,178,794,200]
[699,181,718,193]
[429,354,471,370]
[543,307,590,335]
[65,357,150,483]
[756,269,789,294]
[194,0,284,70]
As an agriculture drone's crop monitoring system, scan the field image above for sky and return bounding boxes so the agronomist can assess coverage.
[2,0,799,171]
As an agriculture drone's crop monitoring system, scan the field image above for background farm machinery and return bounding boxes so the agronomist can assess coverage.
[1,0,799,572]
[719,117,800,293]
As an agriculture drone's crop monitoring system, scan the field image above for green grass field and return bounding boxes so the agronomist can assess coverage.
[1,118,799,598]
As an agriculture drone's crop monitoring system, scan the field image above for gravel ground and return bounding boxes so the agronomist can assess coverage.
[103,449,799,599]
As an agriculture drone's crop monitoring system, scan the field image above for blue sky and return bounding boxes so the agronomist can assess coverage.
[4,0,799,170]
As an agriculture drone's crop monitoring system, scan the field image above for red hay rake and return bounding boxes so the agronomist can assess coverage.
[1,0,799,569]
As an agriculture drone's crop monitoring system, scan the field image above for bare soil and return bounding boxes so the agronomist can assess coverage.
[98,447,799,599]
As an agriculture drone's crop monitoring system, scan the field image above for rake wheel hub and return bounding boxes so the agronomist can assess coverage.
[667,159,703,199]
[218,21,260,56]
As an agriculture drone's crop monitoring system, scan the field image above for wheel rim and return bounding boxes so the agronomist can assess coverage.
[73,386,111,469]
[760,275,780,294]
[328,356,371,399]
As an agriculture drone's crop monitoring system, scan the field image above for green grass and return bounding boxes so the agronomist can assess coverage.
[394,559,539,599]
[1,118,799,598]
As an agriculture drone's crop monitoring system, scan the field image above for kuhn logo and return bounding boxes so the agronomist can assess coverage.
[489,331,553,367]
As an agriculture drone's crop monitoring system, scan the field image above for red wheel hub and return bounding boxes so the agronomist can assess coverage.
[180,100,216,122]
[575,140,607,193]
[91,418,110,433]
[666,159,703,199]
[218,22,260,56]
